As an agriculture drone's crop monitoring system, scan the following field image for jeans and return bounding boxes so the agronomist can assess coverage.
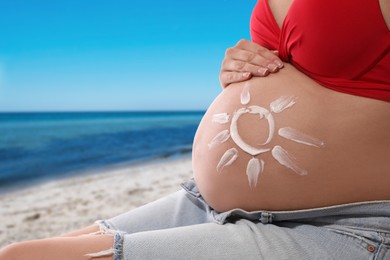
[95,179,390,260]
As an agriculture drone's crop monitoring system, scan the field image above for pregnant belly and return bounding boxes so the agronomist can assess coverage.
[192,64,390,212]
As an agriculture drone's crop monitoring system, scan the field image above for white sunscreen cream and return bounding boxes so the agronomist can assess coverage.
[212,113,230,124]
[246,157,264,188]
[217,148,238,173]
[210,92,322,187]
[240,83,251,105]
[230,106,274,155]
[271,145,307,175]
[270,96,296,113]
[278,127,324,148]
[208,130,230,149]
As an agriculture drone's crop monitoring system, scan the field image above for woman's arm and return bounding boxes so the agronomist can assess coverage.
[219,39,284,88]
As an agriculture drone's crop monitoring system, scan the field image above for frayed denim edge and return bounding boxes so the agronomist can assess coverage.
[112,231,125,260]
[84,220,125,260]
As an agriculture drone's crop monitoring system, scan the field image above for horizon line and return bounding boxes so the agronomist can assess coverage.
[0,109,207,113]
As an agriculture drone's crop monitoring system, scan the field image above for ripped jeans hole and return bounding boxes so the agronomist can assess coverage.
[85,248,115,258]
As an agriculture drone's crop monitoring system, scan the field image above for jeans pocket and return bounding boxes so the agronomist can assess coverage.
[326,227,378,252]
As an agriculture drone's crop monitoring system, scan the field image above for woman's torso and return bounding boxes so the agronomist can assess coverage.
[192,64,390,212]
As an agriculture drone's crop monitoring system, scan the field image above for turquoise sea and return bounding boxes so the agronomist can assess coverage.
[0,111,204,191]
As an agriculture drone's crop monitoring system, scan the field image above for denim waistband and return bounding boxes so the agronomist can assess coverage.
[181,179,390,231]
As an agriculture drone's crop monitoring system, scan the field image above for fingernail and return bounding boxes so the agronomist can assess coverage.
[267,63,278,72]
[243,72,251,78]
[274,60,284,68]
[258,67,269,76]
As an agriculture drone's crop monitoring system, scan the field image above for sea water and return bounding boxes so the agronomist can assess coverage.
[0,111,204,191]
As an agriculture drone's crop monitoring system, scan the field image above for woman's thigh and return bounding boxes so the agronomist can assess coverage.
[0,234,113,260]
[59,224,101,237]
[114,219,381,260]
[103,189,211,234]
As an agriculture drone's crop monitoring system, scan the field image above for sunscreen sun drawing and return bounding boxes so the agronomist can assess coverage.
[209,84,324,188]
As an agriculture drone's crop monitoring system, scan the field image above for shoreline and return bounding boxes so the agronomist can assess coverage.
[0,156,193,247]
[0,152,192,195]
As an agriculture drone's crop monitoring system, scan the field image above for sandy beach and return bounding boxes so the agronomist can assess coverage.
[0,156,193,247]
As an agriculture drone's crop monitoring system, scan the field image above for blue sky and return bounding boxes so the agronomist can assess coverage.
[0,0,256,111]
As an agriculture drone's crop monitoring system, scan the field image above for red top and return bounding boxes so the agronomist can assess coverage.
[250,0,390,102]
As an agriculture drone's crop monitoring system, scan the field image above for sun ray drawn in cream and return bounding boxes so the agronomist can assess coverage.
[246,158,264,187]
[212,113,230,124]
[270,96,297,113]
[208,130,230,149]
[209,84,324,188]
[271,146,307,176]
[241,82,251,105]
[278,127,324,148]
[216,148,238,173]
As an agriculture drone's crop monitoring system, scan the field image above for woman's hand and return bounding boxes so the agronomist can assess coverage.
[219,39,284,88]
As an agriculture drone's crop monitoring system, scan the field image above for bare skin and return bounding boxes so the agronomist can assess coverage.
[0,224,114,260]
[194,0,390,212]
[219,39,284,88]
[220,0,390,88]
[59,224,101,237]
[1,0,389,259]
[268,0,293,28]
[193,64,390,212]
[379,0,390,29]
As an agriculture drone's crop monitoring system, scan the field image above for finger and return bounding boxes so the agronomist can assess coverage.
[247,55,283,72]
[234,39,284,68]
[236,39,277,57]
[220,71,252,88]
[226,48,271,67]
[226,46,283,71]
[223,58,272,76]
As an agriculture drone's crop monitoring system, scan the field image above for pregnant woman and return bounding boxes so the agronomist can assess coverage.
[1,0,389,259]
